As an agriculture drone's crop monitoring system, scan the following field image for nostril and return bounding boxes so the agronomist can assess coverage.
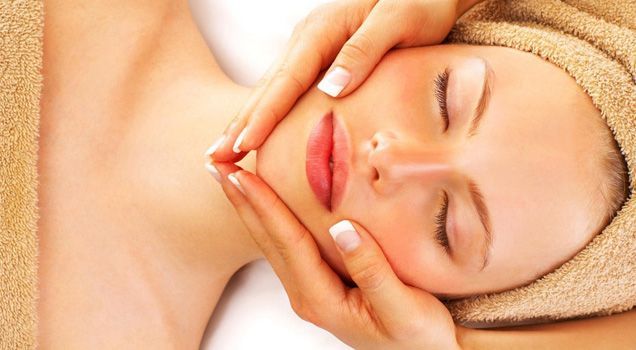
[368,131,399,189]
[370,131,397,151]
[371,138,378,149]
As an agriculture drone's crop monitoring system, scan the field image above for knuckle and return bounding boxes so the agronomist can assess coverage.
[341,31,375,64]
[252,237,273,257]
[289,296,306,318]
[273,63,307,96]
[351,260,387,292]
[290,297,321,324]
[272,236,293,263]
[271,222,309,263]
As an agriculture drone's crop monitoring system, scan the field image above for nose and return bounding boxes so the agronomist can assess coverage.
[367,131,451,194]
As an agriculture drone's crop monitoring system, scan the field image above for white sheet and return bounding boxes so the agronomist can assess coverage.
[189,1,351,348]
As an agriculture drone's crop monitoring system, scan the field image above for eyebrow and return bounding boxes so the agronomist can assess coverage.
[466,58,495,271]
[467,179,493,271]
[467,59,494,138]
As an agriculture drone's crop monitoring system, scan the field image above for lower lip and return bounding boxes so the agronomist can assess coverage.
[306,112,349,212]
[306,113,334,210]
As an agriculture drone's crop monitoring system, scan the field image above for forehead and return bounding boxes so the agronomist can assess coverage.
[456,44,605,282]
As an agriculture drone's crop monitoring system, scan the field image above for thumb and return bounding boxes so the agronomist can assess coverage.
[328,220,418,325]
[317,7,402,98]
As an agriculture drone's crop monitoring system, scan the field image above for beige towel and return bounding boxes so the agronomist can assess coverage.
[0,1,43,348]
[444,0,636,327]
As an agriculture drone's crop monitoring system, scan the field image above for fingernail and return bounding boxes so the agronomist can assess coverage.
[204,162,221,183]
[317,67,351,97]
[228,173,246,195]
[205,134,226,157]
[232,127,248,153]
[329,220,360,253]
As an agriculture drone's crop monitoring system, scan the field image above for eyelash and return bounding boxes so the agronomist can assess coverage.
[434,69,450,131]
[434,191,451,253]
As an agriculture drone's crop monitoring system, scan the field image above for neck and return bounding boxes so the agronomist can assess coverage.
[115,5,265,273]
[42,0,264,344]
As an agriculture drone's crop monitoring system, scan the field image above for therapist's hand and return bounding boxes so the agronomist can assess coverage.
[210,162,467,350]
[206,0,484,163]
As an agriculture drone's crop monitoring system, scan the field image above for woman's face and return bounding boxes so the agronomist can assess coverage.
[256,44,605,298]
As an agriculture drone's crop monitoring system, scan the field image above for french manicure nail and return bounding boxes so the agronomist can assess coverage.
[228,173,246,195]
[233,127,248,153]
[205,134,227,157]
[204,162,222,183]
[317,67,351,97]
[329,220,361,253]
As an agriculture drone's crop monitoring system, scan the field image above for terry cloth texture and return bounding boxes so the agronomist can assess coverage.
[444,0,636,328]
[0,0,44,349]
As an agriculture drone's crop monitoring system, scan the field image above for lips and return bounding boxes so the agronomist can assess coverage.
[306,112,349,211]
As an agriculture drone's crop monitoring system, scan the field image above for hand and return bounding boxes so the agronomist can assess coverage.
[206,0,483,163]
[208,162,466,350]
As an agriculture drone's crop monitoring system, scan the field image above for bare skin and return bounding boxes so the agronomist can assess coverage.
[38,1,260,347]
[37,0,636,349]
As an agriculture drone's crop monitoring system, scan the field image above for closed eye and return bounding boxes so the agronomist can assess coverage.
[434,191,451,253]
[434,69,450,132]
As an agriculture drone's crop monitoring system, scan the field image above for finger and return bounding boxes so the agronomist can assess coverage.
[328,220,437,327]
[207,35,299,163]
[228,170,348,320]
[228,2,379,154]
[232,27,345,153]
[207,30,311,163]
[206,96,256,163]
[207,162,263,240]
[209,162,287,271]
[209,2,370,161]
[317,3,406,98]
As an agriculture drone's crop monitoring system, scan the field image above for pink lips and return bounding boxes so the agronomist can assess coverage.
[306,112,349,211]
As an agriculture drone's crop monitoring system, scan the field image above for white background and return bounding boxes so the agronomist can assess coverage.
[188,1,353,349]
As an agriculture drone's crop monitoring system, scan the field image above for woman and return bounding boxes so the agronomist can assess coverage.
[217,43,623,297]
[37,0,633,349]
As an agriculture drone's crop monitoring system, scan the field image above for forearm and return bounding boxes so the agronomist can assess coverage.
[457,308,636,350]
[456,0,485,17]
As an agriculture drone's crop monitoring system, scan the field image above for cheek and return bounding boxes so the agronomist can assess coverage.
[345,60,425,119]
[395,241,464,294]
[352,201,463,294]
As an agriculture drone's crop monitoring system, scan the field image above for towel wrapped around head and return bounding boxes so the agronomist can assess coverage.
[443,0,636,328]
